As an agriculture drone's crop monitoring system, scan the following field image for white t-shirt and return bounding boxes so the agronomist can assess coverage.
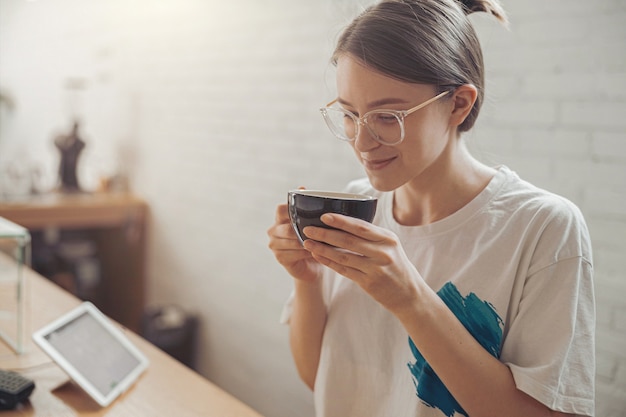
[281,166,595,417]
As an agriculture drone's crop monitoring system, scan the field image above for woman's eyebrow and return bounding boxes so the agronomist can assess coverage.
[336,97,411,108]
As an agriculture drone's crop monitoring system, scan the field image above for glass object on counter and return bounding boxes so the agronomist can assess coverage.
[0,216,30,354]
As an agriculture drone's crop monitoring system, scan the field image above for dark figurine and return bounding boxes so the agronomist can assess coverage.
[55,121,85,192]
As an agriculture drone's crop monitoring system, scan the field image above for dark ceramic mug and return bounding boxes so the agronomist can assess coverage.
[288,190,378,244]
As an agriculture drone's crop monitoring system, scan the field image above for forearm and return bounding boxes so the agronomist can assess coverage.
[289,279,327,390]
[397,284,568,417]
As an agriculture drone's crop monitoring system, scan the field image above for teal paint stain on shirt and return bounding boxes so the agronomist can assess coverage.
[407,282,503,417]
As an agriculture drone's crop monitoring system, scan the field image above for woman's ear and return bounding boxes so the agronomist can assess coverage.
[449,84,478,127]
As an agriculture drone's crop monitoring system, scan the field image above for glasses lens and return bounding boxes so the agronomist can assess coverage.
[321,108,357,141]
[366,112,403,145]
[321,108,405,145]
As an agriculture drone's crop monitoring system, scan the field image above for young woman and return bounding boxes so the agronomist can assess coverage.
[267,1,595,416]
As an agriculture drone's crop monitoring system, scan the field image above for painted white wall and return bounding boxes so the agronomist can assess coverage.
[1,1,624,416]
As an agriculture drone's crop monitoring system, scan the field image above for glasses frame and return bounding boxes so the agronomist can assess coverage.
[320,90,450,146]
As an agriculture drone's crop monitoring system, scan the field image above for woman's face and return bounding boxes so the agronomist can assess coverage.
[335,55,455,192]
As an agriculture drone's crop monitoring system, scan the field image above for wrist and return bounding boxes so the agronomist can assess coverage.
[294,277,323,293]
[391,279,437,325]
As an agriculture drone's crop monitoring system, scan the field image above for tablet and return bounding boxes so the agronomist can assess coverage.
[32,301,149,407]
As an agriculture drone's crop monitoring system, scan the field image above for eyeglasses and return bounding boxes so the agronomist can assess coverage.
[319,90,450,146]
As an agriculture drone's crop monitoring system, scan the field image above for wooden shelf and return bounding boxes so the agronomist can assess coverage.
[0,192,147,332]
[0,192,146,229]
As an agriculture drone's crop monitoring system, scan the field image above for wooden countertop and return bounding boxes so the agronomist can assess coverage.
[0,259,264,417]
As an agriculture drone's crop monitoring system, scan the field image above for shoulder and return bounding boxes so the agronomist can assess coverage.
[495,167,592,263]
[499,169,586,228]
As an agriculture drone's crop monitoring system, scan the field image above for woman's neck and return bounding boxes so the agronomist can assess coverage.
[392,141,495,226]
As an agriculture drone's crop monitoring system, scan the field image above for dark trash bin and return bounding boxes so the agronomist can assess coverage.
[141,305,198,370]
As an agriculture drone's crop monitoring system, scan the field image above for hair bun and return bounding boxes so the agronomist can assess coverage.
[458,0,509,26]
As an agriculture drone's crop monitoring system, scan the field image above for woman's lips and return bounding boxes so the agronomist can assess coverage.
[362,156,396,171]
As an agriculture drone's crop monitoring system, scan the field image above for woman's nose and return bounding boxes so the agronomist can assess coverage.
[353,123,381,152]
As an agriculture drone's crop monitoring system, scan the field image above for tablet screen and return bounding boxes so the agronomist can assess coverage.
[33,302,149,406]
[44,311,141,397]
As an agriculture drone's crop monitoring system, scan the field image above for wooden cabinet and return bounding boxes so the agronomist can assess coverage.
[0,193,147,332]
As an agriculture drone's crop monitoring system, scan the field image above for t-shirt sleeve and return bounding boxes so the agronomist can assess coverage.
[279,290,295,325]
[279,268,336,325]
[500,200,595,416]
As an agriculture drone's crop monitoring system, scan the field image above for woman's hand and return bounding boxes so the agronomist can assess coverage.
[302,213,422,316]
[267,203,323,282]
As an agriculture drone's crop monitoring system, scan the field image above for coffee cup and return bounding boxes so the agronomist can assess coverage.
[288,190,378,244]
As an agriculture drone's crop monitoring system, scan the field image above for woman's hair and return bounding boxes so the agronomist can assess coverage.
[332,0,508,132]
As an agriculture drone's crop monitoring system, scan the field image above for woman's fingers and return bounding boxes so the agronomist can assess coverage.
[302,214,390,258]
[275,203,291,223]
[320,213,381,240]
[270,204,298,239]
[268,220,301,248]
[303,239,364,275]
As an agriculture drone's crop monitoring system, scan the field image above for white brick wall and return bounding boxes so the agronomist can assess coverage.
[1,0,624,416]
[471,2,626,415]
